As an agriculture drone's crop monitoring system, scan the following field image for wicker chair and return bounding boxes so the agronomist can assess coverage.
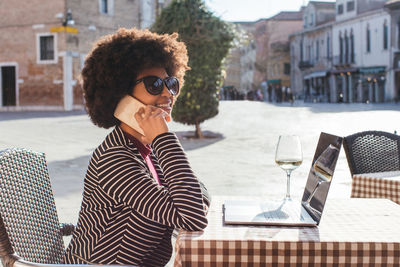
[0,148,134,267]
[343,131,400,176]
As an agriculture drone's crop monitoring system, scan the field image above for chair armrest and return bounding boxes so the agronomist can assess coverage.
[13,258,137,267]
[1,252,137,267]
[59,224,76,237]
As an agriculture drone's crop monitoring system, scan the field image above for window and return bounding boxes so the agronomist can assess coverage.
[327,35,330,58]
[345,32,349,63]
[347,1,355,12]
[316,40,319,61]
[99,0,114,15]
[383,21,388,50]
[339,32,343,63]
[397,20,400,49]
[337,4,344,15]
[300,40,304,61]
[284,63,290,75]
[36,33,57,64]
[304,16,308,28]
[350,30,354,63]
[366,25,371,52]
[100,0,108,13]
[310,14,314,26]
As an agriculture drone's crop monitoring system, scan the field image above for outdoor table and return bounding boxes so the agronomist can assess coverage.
[352,171,400,205]
[174,196,400,266]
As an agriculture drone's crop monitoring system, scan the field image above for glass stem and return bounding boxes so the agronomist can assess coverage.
[306,180,322,205]
[285,170,292,199]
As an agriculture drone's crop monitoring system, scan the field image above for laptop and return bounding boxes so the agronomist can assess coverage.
[223,132,343,227]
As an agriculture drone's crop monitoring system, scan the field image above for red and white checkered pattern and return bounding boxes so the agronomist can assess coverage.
[352,172,400,205]
[174,197,400,266]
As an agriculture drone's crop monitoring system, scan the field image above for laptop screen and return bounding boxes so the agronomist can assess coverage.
[301,132,343,224]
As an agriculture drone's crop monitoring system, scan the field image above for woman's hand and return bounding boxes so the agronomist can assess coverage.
[134,105,169,144]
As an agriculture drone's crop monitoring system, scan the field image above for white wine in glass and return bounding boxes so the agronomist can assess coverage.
[275,135,303,200]
[304,144,339,206]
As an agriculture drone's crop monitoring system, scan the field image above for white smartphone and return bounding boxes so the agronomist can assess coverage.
[114,95,146,136]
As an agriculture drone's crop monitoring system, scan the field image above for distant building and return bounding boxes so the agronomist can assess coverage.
[253,10,304,94]
[240,28,257,95]
[222,22,256,98]
[0,0,169,111]
[265,11,304,101]
[332,0,390,103]
[290,0,394,103]
[385,0,400,101]
[222,8,303,100]
[290,1,336,102]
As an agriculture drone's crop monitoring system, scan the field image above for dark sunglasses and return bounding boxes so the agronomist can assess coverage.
[134,76,180,96]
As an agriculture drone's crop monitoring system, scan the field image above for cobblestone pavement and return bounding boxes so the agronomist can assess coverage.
[1,100,399,265]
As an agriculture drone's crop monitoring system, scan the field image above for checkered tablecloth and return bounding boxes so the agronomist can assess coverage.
[174,197,400,266]
[352,171,400,205]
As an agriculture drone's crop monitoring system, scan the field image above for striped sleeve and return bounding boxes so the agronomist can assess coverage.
[97,132,208,231]
[199,180,211,212]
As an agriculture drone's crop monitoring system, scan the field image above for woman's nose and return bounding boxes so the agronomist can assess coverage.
[161,82,173,96]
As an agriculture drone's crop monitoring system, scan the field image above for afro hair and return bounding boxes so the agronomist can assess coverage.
[81,28,189,128]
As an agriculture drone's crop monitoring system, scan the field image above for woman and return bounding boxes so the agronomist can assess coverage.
[64,28,210,267]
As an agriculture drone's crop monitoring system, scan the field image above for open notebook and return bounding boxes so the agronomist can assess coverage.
[224,132,343,227]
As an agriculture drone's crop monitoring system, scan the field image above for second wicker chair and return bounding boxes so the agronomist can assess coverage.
[343,130,400,176]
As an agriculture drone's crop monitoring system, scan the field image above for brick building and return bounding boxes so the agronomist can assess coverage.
[0,0,169,111]
[265,11,304,91]
[222,21,256,98]
[253,10,304,94]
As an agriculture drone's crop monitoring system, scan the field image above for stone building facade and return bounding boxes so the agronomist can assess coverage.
[0,0,168,111]
[222,10,303,100]
[290,1,336,102]
[385,0,400,101]
[264,11,304,98]
[290,0,396,103]
[332,0,390,103]
[222,22,256,98]
[247,10,304,102]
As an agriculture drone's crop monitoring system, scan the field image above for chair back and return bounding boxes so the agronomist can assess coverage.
[0,148,65,264]
[343,131,400,175]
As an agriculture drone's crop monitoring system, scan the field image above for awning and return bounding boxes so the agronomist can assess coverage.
[330,68,358,74]
[359,66,386,74]
[303,71,327,79]
[267,79,281,84]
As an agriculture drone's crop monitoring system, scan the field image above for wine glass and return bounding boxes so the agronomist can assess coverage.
[275,135,303,200]
[304,144,339,207]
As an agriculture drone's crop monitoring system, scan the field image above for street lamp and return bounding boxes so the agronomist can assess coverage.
[63,9,75,26]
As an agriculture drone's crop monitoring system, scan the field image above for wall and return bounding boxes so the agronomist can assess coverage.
[254,17,303,88]
[332,10,391,68]
[0,0,147,110]
[0,0,66,107]
[336,0,357,22]
[266,19,304,87]
[290,24,333,99]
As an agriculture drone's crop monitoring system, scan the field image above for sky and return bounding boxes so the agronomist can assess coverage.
[204,0,336,22]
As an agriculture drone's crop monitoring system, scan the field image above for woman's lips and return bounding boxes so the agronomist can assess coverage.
[156,103,172,114]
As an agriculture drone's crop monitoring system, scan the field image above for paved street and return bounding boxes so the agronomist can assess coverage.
[1,100,399,256]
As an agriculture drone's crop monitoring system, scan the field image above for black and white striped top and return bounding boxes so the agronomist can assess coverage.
[64,126,210,266]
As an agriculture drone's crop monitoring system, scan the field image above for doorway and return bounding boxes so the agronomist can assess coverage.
[1,65,16,106]
[395,71,400,101]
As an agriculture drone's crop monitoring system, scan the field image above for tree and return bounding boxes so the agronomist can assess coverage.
[152,0,234,138]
